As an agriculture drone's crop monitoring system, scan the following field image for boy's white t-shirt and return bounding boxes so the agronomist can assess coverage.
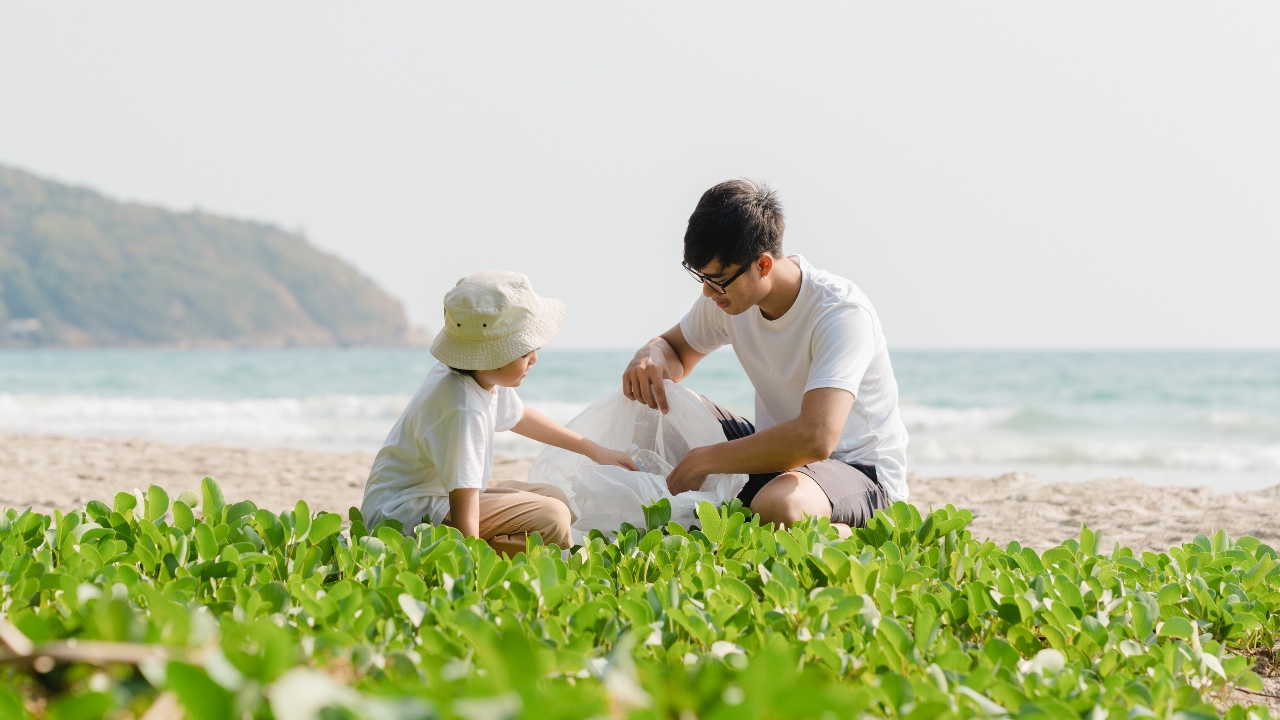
[679,255,910,502]
[361,362,524,529]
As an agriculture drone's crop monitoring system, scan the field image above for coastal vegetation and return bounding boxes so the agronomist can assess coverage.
[0,165,424,348]
[0,481,1276,719]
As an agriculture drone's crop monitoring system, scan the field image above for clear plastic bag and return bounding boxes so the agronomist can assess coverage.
[526,381,746,537]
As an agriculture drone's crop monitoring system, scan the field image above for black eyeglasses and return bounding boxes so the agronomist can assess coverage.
[682,260,754,295]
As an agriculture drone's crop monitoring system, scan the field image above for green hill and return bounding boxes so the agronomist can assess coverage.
[0,165,427,348]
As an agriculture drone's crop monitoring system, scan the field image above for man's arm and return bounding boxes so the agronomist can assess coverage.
[621,324,707,414]
[665,387,854,494]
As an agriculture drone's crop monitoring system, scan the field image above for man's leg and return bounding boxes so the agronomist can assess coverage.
[476,480,574,556]
[696,396,888,530]
[749,471,832,526]
[752,460,888,531]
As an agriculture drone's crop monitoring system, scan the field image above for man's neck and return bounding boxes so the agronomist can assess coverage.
[757,256,803,321]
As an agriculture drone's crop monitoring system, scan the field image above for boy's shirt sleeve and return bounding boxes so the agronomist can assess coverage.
[421,408,488,492]
[805,305,876,397]
[494,388,524,433]
[679,295,731,354]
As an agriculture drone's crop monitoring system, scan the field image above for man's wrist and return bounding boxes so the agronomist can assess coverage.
[686,445,716,477]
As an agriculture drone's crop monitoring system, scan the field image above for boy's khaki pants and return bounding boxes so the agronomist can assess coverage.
[445,479,575,556]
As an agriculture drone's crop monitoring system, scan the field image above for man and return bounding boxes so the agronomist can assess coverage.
[622,179,908,532]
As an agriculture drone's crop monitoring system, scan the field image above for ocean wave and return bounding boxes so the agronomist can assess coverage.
[908,437,1280,473]
[898,404,1019,432]
[0,393,411,453]
[3,392,1278,476]
[0,393,593,455]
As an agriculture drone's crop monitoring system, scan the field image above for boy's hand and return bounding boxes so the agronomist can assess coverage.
[587,443,639,471]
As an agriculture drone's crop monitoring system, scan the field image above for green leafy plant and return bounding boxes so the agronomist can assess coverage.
[0,478,1276,719]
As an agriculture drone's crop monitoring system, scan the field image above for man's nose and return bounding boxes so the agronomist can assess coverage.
[702,282,717,299]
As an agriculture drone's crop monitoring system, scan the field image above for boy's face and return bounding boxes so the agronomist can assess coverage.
[484,349,538,388]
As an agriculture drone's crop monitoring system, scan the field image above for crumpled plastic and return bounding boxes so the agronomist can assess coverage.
[526,381,746,538]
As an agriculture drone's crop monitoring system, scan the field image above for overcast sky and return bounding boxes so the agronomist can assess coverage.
[2,3,1277,349]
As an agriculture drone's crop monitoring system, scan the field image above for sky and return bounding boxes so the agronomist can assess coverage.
[2,3,1277,350]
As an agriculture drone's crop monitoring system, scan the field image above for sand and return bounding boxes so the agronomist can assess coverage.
[2,432,1278,555]
[2,432,1277,708]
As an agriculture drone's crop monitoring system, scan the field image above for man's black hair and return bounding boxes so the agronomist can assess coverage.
[683,179,785,273]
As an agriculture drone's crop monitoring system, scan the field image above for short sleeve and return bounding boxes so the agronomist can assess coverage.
[679,295,731,354]
[494,387,525,433]
[421,408,488,492]
[805,305,876,397]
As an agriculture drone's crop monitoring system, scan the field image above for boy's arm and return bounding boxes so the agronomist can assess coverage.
[511,407,638,470]
[446,488,480,538]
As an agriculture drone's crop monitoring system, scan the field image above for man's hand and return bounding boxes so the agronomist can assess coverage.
[622,344,672,413]
[666,447,710,495]
[622,327,706,415]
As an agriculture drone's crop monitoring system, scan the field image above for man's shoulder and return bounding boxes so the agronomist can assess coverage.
[796,256,875,314]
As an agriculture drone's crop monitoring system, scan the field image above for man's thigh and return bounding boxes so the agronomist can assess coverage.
[741,458,888,529]
[697,396,887,527]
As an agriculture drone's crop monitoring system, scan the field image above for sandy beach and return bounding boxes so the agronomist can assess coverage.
[3,432,1277,554]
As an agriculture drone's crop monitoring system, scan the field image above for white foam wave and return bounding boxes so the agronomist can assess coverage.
[0,393,410,453]
[909,436,1280,473]
[898,403,1019,432]
[0,393,593,457]
[3,392,1278,477]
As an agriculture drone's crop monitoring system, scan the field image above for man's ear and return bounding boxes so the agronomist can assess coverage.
[757,253,775,277]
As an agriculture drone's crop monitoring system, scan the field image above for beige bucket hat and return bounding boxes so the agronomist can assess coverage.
[430,271,565,371]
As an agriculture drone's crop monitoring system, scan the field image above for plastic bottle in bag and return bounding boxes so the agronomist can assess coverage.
[526,380,746,537]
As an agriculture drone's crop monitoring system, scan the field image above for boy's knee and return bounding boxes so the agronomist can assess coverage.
[528,494,573,548]
[538,484,577,523]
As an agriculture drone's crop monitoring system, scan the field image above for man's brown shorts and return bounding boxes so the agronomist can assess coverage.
[698,397,889,528]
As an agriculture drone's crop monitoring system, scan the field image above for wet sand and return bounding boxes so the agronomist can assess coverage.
[2,433,1278,554]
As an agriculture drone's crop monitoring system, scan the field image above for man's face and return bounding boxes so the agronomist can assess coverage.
[695,257,768,315]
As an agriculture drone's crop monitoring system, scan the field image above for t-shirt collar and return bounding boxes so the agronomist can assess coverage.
[453,368,500,401]
[755,254,810,329]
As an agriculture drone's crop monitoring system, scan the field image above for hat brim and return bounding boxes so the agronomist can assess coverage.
[429,297,565,371]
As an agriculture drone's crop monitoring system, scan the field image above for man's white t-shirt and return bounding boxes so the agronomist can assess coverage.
[361,362,525,529]
[680,255,910,502]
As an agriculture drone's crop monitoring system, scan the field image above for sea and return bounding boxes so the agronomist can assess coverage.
[1,348,1277,492]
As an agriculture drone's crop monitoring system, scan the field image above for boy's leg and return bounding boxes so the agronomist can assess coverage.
[476,480,573,555]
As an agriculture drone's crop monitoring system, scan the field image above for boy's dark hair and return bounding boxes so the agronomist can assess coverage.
[683,179,785,272]
[447,366,474,377]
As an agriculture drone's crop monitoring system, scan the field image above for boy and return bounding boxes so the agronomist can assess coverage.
[363,270,635,555]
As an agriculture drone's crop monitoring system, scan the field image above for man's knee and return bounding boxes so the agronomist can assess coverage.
[750,472,831,528]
